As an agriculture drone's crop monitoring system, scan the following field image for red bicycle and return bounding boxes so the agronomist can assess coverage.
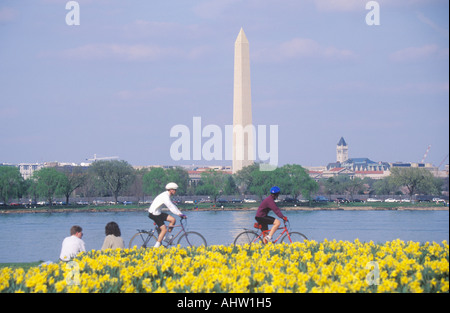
[233,220,308,245]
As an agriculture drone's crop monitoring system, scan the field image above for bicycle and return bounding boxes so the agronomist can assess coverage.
[129,217,207,249]
[233,220,307,245]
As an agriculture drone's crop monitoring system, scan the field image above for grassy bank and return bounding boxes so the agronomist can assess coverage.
[0,262,41,271]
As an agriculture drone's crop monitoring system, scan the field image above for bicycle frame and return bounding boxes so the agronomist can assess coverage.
[139,218,187,246]
[253,220,292,244]
[130,217,207,249]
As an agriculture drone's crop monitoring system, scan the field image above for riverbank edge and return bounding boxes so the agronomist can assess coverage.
[1,206,448,214]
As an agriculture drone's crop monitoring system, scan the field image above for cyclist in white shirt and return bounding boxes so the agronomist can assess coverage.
[148,182,186,247]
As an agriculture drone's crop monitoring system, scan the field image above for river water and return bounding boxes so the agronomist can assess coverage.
[0,210,448,263]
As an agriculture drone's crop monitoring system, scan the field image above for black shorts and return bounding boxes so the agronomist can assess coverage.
[255,216,275,231]
[149,213,169,228]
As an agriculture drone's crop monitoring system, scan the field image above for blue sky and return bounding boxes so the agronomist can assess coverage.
[0,0,448,169]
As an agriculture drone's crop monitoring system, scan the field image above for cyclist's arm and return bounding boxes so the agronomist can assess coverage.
[163,197,183,216]
[269,199,285,219]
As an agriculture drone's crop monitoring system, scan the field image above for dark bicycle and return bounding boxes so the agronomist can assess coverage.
[129,217,207,248]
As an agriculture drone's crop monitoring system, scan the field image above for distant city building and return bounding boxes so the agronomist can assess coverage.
[336,137,348,163]
[306,137,391,180]
[328,158,391,172]
[1,162,89,180]
[304,137,448,181]
[17,163,44,180]
[333,137,389,170]
[187,166,232,186]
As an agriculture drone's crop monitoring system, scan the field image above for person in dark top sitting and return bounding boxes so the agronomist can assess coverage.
[255,186,288,243]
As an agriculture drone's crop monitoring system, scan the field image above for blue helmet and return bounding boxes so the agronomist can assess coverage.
[270,186,281,194]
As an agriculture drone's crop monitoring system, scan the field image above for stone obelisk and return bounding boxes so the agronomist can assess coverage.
[232,28,254,174]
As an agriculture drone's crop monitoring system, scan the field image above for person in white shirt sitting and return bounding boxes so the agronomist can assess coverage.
[59,225,86,262]
[148,182,186,248]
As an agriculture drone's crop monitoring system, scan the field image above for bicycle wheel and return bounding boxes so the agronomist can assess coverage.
[177,231,207,248]
[281,232,308,244]
[233,231,262,245]
[129,232,158,249]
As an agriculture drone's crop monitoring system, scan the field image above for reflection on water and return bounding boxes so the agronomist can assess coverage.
[0,210,448,263]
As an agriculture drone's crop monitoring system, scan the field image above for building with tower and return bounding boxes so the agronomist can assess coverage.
[336,137,348,163]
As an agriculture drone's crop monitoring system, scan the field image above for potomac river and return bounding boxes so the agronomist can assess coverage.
[0,209,448,263]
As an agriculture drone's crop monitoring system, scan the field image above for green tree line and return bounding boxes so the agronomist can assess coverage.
[0,161,447,206]
[320,168,445,200]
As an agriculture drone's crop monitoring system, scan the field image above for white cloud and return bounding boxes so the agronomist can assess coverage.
[311,0,364,12]
[41,43,212,61]
[255,37,357,62]
[122,20,209,40]
[389,44,443,62]
[57,43,174,60]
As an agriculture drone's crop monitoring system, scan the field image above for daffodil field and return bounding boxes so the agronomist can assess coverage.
[1,240,448,293]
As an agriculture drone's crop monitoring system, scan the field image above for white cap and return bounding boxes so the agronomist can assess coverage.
[165,182,179,190]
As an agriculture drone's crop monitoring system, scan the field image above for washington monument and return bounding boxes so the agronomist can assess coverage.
[232,28,255,174]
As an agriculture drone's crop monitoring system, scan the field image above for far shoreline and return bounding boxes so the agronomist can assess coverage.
[1,205,448,215]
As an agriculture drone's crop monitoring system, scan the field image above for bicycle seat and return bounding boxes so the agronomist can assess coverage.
[254,222,262,229]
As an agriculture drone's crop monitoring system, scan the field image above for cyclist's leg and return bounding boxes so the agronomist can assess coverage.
[268,218,281,240]
[149,213,169,247]
[166,214,176,233]
[256,216,272,243]
[157,225,167,246]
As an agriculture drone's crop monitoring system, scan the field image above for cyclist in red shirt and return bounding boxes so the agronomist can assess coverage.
[255,186,288,243]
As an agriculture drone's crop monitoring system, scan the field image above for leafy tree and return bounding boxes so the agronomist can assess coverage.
[0,166,24,205]
[195,170,231,203]
[240,164,318,200]
[32,167,66,205]
[223,175,238,195]
[321,176,364,200]
[278,164,318,200]
[142,166,190,197]
[142,167,167,197]
[322,177,340,197]
[58,167,88,204]
[248,169,273,200]
[166,167,190,196]
[390,167,440,199]
[129,168,147,203]
[24,177,39,204]
[234,163,260,194]
[89,160,136,204]
[77,174,106,199]
[342,177,365,200]
[373,176,398,196]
